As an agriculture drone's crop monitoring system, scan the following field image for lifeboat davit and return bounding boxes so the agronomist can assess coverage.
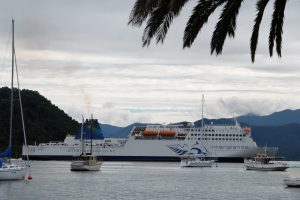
[159,131,176,136]
[143,130,158,136]
[243,127,251,132]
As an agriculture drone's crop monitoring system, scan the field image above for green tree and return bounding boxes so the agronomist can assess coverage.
[128,0,287,62]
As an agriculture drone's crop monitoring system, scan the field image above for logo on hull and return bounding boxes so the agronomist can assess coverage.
[167,142,209,156]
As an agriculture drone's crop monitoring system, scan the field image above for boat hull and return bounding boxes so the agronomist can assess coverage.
[0,168,27,181]
[284,178,300,187]
[245,165,288,171]
[70,161,101,171]
[181,161,213,167]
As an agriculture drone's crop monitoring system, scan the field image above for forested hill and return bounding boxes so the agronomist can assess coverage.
[0,87,80,157]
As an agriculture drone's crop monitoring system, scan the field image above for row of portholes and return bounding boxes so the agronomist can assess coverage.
[188,137,244,141]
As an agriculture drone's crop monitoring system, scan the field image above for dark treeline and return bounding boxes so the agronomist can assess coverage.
[0,87,80,157]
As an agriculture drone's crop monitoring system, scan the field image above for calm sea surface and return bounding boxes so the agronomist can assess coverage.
[1,161,300,200]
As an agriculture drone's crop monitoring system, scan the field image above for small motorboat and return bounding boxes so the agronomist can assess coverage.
[244,151,288,171]
[284,177,300,188]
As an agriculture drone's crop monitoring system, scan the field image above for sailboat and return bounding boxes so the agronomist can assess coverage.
[70,115,102,171]
[0,20,31,180]
[180,95,215,168]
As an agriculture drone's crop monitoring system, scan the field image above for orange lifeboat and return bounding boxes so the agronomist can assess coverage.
[243,127,252,132]
[143,130,158,136]
[159,131,176,136]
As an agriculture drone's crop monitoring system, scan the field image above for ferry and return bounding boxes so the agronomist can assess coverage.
[22,119,278,162]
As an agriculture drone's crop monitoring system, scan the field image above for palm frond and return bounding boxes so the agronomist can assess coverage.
[156,0,189,44]
[142,1,170,46]
[183,0,227,48]
[142,0,189,46]
[128,0,161,27]
[269,0,286,57]
[211,0,244,55]
[274,0,287,58]
[250,0,270,62]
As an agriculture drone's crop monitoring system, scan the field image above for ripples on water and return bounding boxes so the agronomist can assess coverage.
[1,161,300,200]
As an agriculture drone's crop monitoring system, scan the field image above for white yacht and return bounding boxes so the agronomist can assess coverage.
[0,20,31,181]
[180,156,215,167]
[0,159,28,180]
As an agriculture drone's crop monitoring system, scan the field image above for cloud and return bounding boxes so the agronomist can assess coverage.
[0,0,300,126]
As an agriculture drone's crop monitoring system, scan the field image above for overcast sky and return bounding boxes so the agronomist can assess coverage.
[0,0,300,126]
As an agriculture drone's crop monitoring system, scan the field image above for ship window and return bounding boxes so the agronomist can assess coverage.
[229,134,232,137]
[222,134,225,137]
[215,138,218,140]
[212,130,215,132]
[243,134,246,137]
[208,134,211,136]
[212,134,215,136]
[240,138,243,141]
[226,134,228,137]
[198,138,201,140]
[226,138,228,141]
[233,138,235,141]
[191,134,194,136]
[229,138,232,140]
[188,138,190,140]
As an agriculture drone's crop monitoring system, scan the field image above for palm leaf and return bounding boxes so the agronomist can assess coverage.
[250,0,270,62]
[274,0,287,58]
[128,0,161,27]
[211,0,244,55]
[142,1,170,46]
[183,0,227,48]
[156,0,189,44]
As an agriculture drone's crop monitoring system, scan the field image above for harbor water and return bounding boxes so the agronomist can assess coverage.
[1,161,300,200]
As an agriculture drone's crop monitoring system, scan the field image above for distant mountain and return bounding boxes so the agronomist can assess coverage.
[101,124,123,138]
[251,124,300,160]
[102,123,152,138]
[238,109,300,126]
[0,87,80,157]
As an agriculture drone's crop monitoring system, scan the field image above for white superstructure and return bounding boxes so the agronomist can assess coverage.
[22,121,278,162]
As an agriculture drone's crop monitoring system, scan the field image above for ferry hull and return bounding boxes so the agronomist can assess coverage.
[23,123,278,163]
[25,155,246,162]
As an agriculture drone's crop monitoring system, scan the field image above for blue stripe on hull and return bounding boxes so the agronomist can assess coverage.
[25,155,244,163]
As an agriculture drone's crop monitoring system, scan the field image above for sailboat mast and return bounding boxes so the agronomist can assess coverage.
[9,19,15,153]
[90,114,93,154]
[81,115,85,155]
[201,94,204,128]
